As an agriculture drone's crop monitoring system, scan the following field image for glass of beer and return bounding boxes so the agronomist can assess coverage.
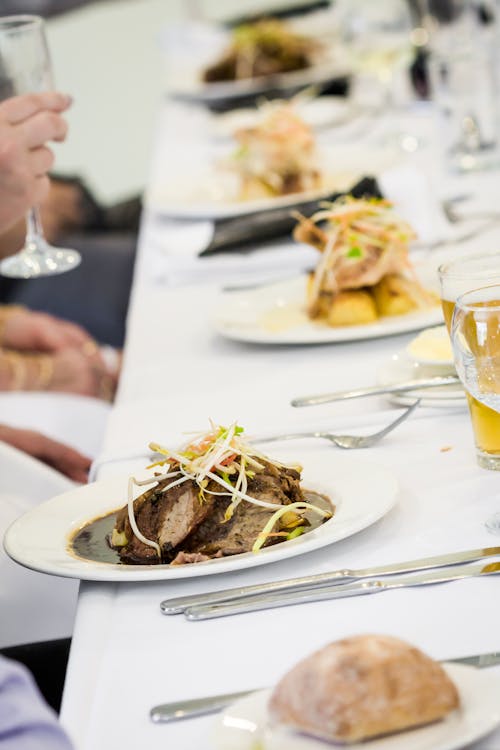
[452,283,500,531]
[439,252,500,470]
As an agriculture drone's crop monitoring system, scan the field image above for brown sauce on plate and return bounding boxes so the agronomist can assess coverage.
[69,490,334,566]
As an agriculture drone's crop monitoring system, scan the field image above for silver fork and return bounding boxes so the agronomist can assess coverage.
[252,399,420,449]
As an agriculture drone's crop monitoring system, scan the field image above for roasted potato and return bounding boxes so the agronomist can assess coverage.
[326,290,378,327]
[372,274,420,317]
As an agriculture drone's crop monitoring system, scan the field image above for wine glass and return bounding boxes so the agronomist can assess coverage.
[336,0,414,110]
[0,15,81,278]
[451,283,500,532]
[419,0,500,173]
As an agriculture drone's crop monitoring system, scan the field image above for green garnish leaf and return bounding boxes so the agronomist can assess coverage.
[346,246,363,259]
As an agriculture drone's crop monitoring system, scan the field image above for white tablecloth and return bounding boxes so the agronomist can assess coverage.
[60,101,500,749]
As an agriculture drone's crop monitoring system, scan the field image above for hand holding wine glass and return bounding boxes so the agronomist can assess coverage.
[0,90,71,231]
[0,15,81,278]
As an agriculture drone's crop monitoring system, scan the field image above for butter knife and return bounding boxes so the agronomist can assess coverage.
[150,650,500,723]
[184,561,500,621]
[291,375,461,407]
[160,546,500,615]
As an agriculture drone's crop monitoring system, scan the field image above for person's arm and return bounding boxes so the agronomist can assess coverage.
[0,424,91,482]
[0,656,72,749]
[0,92,71,240]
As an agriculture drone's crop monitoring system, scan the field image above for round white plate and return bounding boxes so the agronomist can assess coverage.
[213,664,500,750]
[378,351,465,409]
[213,274,443,345]
[171,58,351,105]
[4,450,397,583]
[146,143,398,219]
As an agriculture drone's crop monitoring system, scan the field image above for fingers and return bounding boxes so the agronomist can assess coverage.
[20,110,68,148]
[35,433,91,483]
[0,91,72,125]
[30,146,55,176]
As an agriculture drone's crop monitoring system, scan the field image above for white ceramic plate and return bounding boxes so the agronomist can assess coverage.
[213,664,500,750]
[213,274,443,345]
[4,450,397,583]
[378,351,465,409]
[171,58,351,106]
[146,143,397,219]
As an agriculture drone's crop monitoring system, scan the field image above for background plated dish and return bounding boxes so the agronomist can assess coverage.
[213,272,443,345]
[146,143,397,219]
[4,450,397,583]
[213,664,500,750]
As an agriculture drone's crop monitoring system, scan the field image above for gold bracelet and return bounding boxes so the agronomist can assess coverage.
[0,305,26,347]
[32,354,54,390]
[2,350,28,390]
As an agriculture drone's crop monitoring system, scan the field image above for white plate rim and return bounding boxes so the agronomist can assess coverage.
[213,663,500,750]
[4,452,398,583]
[213,275,444,345]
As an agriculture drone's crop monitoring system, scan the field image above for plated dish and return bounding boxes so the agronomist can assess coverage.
[147,103,397,219]
[214,661,500,750]
[4,445,397,582]
[170,17,348,105]
[213,274,443,345]
[294,196,437,327]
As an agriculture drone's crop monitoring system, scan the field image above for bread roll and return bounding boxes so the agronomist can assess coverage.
[269,634,459,743]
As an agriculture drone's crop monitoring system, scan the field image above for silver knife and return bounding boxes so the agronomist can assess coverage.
[185,560,500,621]
[160,546,500,615]
[291,375,461,408]
[150,650,500,723]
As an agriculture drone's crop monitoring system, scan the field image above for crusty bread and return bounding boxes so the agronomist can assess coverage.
[268,634,459,743]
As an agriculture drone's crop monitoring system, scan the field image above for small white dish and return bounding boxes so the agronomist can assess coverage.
[378,351,464,408]
[213,664,500,750]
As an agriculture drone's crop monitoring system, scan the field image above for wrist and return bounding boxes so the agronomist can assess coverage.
[0,349,54,391]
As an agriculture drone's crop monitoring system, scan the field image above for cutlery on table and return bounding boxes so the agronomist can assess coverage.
[252,398,420,448]
[184,561,500,621]
[149,650,500,723]
[160,546,500,615]
[291,376,460,408]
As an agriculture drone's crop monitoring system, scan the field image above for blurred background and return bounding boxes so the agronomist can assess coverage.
[46,0,314,203]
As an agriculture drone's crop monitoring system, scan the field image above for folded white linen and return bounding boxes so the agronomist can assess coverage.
[0,442,77,648]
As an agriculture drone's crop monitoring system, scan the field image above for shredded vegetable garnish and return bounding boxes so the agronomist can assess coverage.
[124,421,330,560]
[294,196,420,317]
[251,501,331,553]
[229,100,320,197]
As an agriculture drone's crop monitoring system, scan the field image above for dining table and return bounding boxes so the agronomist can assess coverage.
[57,94,500,750]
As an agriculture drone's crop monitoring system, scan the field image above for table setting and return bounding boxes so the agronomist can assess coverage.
[6,1,500,749]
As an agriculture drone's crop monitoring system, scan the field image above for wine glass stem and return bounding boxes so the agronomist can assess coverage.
[25,206,46,252]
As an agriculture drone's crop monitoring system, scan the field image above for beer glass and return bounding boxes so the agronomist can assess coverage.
[452,284,500,530]
[439,253,500,470]
[0,15,80,278]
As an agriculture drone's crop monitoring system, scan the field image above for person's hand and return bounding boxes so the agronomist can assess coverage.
[1,307,99,355]
[0,91,71,235]
[0,423,91,483]
[49,348,117,400]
